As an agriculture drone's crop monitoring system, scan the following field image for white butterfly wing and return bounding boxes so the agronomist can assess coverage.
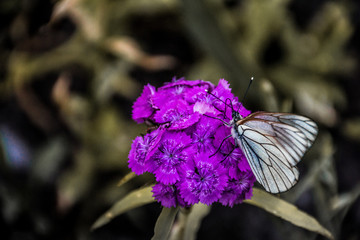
[251,112,318,147]
[235,112,318,193]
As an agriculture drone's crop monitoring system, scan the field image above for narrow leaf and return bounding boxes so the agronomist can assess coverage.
[91,185,154,230]
[183,204,211,240]
[117,171,136,187]
[152,207,179,240]
[244,188,333,240]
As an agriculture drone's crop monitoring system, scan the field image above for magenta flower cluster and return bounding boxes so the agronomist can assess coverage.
[128,78,256,207]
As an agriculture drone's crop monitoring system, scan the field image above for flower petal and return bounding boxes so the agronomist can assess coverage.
[132,84,157,123]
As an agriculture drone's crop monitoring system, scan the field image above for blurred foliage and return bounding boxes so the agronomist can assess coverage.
[1,0,360,239]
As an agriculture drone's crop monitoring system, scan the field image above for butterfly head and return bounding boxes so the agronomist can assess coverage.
[232,110,242,122]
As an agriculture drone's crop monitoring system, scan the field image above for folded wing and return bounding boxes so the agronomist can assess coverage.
[236,112,318,193]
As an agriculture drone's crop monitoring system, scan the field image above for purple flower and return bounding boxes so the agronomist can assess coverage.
[183,86,210,104]
[188,116,220,152]
[192,90,219,115]
[128,128,165,175]
[152,183,177,208]
[219,171,255,207]
[128,136,147,175]
[152,77,214,110]
[179,153,228,205]
[154,99,200,130]
[212,79,235,100]
[147,131,194,185]
[152,182,189,208]
[132,84,157,123]
[129,78,255,207]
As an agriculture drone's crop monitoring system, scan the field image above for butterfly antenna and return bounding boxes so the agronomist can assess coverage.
[204,89,232,108]
[226,98,234,110]
[238,77,254,112]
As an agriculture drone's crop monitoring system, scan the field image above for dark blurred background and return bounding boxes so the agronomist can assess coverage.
[1,0,360,239]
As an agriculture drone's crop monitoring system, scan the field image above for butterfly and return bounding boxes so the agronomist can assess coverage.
[206,90,318,194]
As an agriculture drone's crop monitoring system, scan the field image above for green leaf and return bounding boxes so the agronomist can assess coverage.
[91,185,155,230]
[183,204,211,240]
[116,171,136,187]
[244,188,334,240]
[152,207,179,240]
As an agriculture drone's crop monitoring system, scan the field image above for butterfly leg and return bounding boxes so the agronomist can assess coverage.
[221,146,236,163]
[213,105,230,120]
[203,114,231,126]
[209,134,232,157]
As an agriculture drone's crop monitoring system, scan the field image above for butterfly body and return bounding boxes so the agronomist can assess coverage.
[230,111,318,193]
